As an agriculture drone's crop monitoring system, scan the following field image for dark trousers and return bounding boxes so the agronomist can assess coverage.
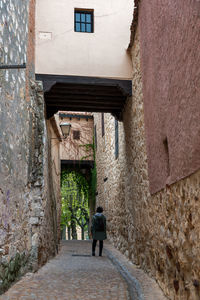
[92,239,103,256]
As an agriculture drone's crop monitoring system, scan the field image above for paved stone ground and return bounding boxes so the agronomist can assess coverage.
[0,241,129,300]
[104,242,167,300]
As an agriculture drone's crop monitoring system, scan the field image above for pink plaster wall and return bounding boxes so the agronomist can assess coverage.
[139,0,200,194]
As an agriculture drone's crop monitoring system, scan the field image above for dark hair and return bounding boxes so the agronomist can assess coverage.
[96,206,103,213]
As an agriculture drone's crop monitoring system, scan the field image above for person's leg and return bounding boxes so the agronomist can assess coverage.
[92,239,97,256]
[99,240,103,256]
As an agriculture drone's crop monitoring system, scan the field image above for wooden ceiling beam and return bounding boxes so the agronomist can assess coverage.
[36,74,132,96]
[46,102,124,108]
[50,85,122,95]
[47,106,121,112]
[45,97,125,104]
[46,91,124,98]
[46,103,123,110]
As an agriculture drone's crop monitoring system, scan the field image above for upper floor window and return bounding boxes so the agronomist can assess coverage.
[74,9,94,33]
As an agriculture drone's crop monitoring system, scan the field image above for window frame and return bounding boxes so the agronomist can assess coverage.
[74,9,94,33]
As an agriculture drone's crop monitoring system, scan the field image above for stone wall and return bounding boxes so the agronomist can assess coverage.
[94,28,200,300]
[0,1,60,294]
[47,116,62,254]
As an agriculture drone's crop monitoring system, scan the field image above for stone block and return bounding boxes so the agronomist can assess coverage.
[29,217,39,225]
[32,233,39,247]
[9,260,15,273]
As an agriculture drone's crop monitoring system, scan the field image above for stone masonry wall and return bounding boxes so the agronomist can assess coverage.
[0,1,59,294]
[94,29,200,300]
[47,117,62,254]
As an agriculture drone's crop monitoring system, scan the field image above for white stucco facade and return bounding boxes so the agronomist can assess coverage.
[36,0,133,79]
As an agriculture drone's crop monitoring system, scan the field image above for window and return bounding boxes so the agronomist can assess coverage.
[115,119,119,159]
[74,9,94,33]
[73,130,80,140]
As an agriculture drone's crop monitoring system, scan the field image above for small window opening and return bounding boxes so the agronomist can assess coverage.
[74,9,94,33]
[73,130,80,140]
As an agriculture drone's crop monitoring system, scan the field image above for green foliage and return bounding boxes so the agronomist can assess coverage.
[61,137,97,239]
[79,143,94,161]
[61,170,90,238]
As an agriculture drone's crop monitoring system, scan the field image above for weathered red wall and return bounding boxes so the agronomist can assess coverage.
[139,0,200,194]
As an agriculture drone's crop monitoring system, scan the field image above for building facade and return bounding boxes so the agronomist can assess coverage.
[36,0,132,79]
[94,1,200,300]
[35,0,133,121]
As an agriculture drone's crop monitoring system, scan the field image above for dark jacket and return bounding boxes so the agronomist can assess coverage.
[91,213,107,241]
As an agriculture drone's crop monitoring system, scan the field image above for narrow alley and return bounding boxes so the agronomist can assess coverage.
[1,1,200,300]
[0,241,166,300]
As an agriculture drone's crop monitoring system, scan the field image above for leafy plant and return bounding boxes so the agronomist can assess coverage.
[61,170,89,240]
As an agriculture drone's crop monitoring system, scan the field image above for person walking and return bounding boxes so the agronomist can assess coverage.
[91,206,107,256]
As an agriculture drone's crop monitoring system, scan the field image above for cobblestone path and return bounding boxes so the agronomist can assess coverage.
[0,241,129,300]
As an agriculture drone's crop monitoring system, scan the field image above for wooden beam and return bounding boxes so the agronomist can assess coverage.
[46,92,124,100]
[50,85,122,95]
[46,103,123,109]
[45,96,125,104]
[46,102,124,109]
[47,107,120,113]
[36,74,132,96]
[59,113,93,119]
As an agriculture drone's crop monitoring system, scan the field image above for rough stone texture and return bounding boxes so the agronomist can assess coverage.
[94,28,200,300]
[139,0,200,194]
[46,116,62,257]
[0,0,32,293]
[0,1,60,294]
[105,241,167,300]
